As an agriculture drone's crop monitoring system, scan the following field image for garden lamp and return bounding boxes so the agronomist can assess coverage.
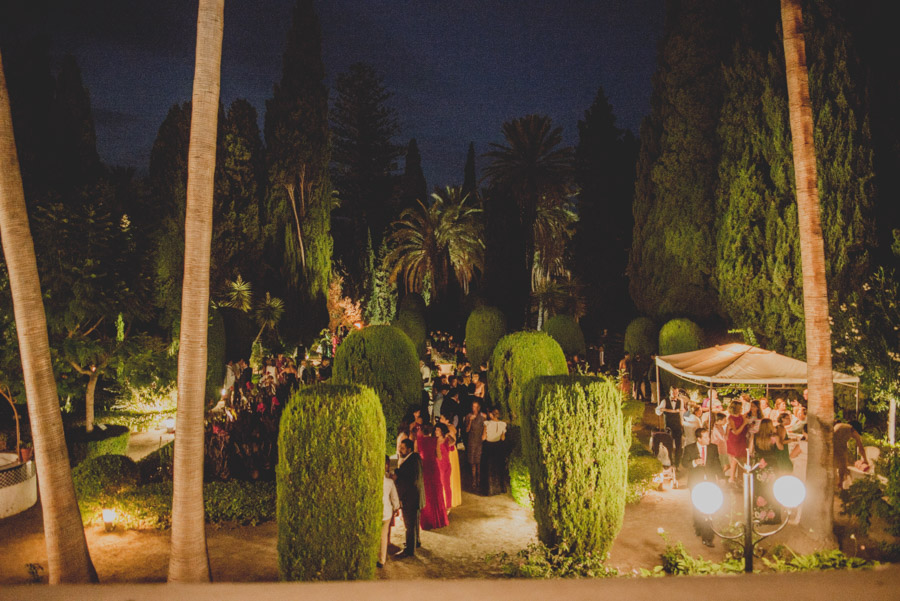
[102,508,117,532]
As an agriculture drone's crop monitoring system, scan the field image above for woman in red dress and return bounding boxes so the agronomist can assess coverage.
[436,423,454,510]
[725,400,749,483]
[417,424,449,530]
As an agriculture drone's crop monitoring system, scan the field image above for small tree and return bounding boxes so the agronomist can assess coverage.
[658,318,704,356]
[277,384,384,580]
[392,308,426,359]
[333,325,420,444]
[489,331,567,424]
[542,314,586,357]
[521,375,628,556]
[624,317,657,356]
[465,305,507,368]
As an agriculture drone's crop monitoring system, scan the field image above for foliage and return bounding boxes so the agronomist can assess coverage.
[365,238,396,325]
[206,307,227,403]
[840,476,890,535]
[392,308,427,359]
[327,272,364,332]
[542,314,585,357]
[66,424,130,466]
[331,62,402,298]
[492,542,618,579]
[572,87,638,333]
[333,325,420,445]
[658,318,704,356]
[881,445,900,536]
[386,186,484,300]
[509,450,532,508]
[277,385,385,581]
[628,0,729,321]
[761,548,875,572]
[205,390,283,482]
[397,138,428,215]
[398,292,426,315]
[488,331,567,425]
[77,479,275,529]
[521,376,629,557]
[72,454,140,500]
[137,441,175,483]
[465,305,507,368]
[653,533,744,575]
[624,317,657,356]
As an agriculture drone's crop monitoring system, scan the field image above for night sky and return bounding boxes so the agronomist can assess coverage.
[3,0,664,188]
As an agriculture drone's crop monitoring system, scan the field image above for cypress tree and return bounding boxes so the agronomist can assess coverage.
[397,138,427,214]
[331,62,402,299]
[47,55,101,193]
[572,87,637,337]
[463,141,476,200]
[628,0,733,321]
[264,0,333,343]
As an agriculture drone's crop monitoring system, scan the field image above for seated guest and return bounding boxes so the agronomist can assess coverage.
[682,428,723,547]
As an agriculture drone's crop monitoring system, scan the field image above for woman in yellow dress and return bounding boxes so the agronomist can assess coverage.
[440,415,462,507]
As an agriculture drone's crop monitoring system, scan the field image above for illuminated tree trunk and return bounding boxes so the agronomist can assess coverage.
[168,0,223,582]
[0,50,98,583]
[781,0,836,545]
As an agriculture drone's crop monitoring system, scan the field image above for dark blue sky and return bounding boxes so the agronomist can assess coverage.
[7,0,664,188]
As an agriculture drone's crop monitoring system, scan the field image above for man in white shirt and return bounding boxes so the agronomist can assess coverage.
[380,456,401,568]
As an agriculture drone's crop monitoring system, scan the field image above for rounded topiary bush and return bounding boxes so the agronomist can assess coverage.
[521,376,628,556]
[72,454,140,500]
[489,331,567,425]
[66,424,131,466]
[542,314,586,357]
[465,305,507,368]
[398,292,427,315]
[333,325,420,445]
[624,317,657,356]
[658,318,704,356]
[277,385,385,581]
[392,308,427,358]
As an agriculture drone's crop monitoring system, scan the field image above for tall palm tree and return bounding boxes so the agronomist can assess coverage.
[0,51,97,583]
[781,0,836,545]
[168,0,224,582]
[484,115,573,300]
[386,186,483,299]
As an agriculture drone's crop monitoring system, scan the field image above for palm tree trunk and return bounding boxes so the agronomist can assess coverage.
[781,0,836,546]
[0,50,97,583]
[168,0,224,583]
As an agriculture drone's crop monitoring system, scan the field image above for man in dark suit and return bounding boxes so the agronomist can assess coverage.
[394,438,425,557]
[681,427,723,547]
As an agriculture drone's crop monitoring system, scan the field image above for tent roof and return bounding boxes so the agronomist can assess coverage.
[655,343,860,386]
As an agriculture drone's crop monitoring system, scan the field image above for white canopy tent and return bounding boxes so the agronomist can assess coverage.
[654,342,861,412]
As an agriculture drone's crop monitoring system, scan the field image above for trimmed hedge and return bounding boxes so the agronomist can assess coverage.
[138,441,174,483]
[658,318,704,356]
[277,385,385,581]
[624,317,657,356]
[66,424,130,466]
[399,292,427,315]
[521,376,629,557]
[465,305,507,368]
[333,325,420,445]
[72,454,140,500]
[392,308,427,358]
[542,314,586,357]
[488,331,567,425]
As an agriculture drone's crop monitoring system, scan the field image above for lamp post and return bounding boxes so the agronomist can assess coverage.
[691,449,806,572]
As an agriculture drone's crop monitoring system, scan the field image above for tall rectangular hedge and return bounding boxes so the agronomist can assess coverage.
[521,375,629,557]
[277,384,385,581]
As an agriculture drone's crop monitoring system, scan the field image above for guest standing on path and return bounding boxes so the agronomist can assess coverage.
[395,439,424,558]
[417,424,449,530]
[380,456,401,568]
[465,399,487,491]
[682,428,723,547]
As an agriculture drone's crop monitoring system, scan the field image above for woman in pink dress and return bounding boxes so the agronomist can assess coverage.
[726,401,749,483]
[436,423,453,510]
[417,424,449,530]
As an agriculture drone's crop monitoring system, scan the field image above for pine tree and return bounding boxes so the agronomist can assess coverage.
[628,0,733,321]
[331,62,402,298]
[397,138,427,215]
[263,0,333,343]
[572,87,638,337]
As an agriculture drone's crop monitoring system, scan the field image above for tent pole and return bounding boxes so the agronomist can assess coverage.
[708,384,713,430]
[890,398,897,446]
[855,383,860,414]
[655,362,660,405]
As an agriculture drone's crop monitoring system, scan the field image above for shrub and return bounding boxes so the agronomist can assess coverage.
[66,424,130,466]
[206,307,227,402]
[277,385,385,581]
[488,331,567,425]
[392,308,427,358]
[72,454,140,500]
[624,317,657,356]
[333,325,420,445]
[658,318,704,356]
[138,441,174,483]
[398,292,427,315]
[492,542,618,578]
[465,305,507,368]
[521,376,629,557]
[204,480,276,525]
[542,315,585,357]
[840,476,890,535]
